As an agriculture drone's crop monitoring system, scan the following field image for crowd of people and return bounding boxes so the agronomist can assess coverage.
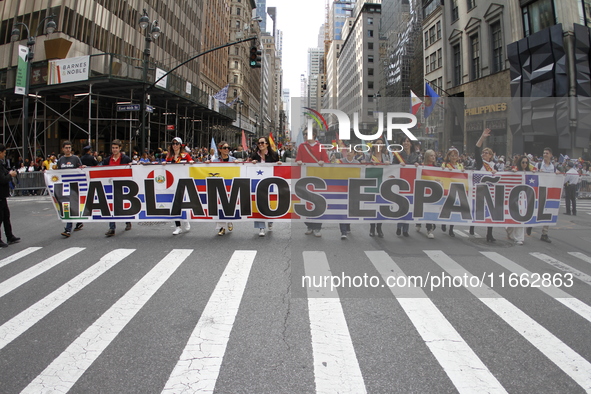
[0,129,588,247]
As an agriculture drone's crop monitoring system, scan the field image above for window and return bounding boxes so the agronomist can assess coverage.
[368,30,374,37]
[368,17,373,25]
[368,68,374,76]
[426,57,430,73]
[368,42,374,50]
[491,21,503,73]
[233,89,238,97]
[430,53,437,73]
[425,31,429,48]
[234,60,239,69]
[368,81,374,89]
[429,26,436,45]
[453,43,462,86]
[451,0,459,21]
[437,48,442,68]
[368,55,374,63]
[236,7,241,15]
[233,74,238,84]
[522,0,556,36]
[236,20,241,29]
[467,0,475,10]
[436,21,442,40]
[470,34,480,80]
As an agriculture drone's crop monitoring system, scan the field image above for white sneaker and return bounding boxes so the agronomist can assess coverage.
[515,241,523,245]
[183,222,191,232]
[341,234,347,240]
[268,223,273,231]
[314,229,322,237]
[259,228,265,237]
[173,227,182,235]
[416,224,421,232]
[428,232,434,239]
[305,229,314,235]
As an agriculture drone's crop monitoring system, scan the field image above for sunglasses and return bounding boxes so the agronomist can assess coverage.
[221,146,230,149]
[172,142,180,145]
[521,161,529,164]
[258,141,267,145]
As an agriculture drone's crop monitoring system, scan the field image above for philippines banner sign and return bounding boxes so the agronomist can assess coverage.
[45,164,564,226]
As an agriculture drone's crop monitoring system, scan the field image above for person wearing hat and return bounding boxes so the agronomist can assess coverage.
[165,137,193,234]
[564,161,580,215]
[81,145,98,167]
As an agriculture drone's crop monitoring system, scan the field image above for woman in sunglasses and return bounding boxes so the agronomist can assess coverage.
[166,137,193,235]
[207,141,235,236]
[250,137,280,236]
[440,147,464,237]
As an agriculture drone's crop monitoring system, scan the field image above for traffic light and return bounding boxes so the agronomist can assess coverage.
[249,46,262,68]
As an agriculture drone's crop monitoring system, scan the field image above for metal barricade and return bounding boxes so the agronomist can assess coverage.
[12,171,47,195]
[579,175,591,199]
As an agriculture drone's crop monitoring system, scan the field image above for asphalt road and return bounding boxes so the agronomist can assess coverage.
[1,196,591,393]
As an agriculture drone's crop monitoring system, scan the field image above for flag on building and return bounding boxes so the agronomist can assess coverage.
[410,90,423,115]
[213,84,229,103]
[227,96,239,107]
[424,82,440,119]
[268,133,277,151]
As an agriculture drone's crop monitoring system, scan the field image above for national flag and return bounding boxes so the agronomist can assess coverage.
[241,130,248,151]
[213,84,229,103]
[558,154,565,163]
[295,129,305,147]
[410,90,423,115]
[424,82,440,119]
[472,172,524,223]
[227,96,239,107]
[268,133,277,150]
[210,137,218,161]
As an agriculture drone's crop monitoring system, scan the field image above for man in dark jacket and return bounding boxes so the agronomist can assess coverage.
[0,144,21,247]
[103,139,133,237]
[81,145,98,167]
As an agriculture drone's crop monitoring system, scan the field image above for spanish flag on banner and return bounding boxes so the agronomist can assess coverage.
[268,133,276,150]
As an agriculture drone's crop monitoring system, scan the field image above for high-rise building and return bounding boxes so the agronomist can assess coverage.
[307,47,324,111]
[256,0,267,32]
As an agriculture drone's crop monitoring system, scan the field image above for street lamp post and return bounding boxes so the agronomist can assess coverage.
[236,98,244,136]
[138,9,161,155]
[11,14,56,161]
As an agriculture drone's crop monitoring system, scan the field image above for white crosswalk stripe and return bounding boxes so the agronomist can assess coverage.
[531,252,591,286]
[425,250,591,391]
[367,251,506,393]
[303,251,367,394]
[0,249,134,351]
[1,246,591,392]
[0,247,84,298]
[162,250,257,393]
[22,249,193,394]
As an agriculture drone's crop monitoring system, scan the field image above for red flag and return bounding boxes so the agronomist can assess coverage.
[241,130,248,151]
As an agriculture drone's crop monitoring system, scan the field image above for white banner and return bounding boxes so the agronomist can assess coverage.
[48,56,90,84]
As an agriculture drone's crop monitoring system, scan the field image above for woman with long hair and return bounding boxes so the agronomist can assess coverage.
[206,141,235,236]
[165,137,193,235]
[440,147,464,237]
[417,149,438,239]
[250,136,281,236]
[392,135,420,237]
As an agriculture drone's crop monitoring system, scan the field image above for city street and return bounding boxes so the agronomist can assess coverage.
[1,196,591,393]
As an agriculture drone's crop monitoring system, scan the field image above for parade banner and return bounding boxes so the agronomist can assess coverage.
[45,164,564,226]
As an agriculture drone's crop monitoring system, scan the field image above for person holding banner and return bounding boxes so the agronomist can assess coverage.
[473,128,497,242]
[250,137,281,236]
[296,131,329,237]
[506,155,532,245]
[416,149,438,239]
[103,139,132,237]
[166,137,193,235]
[58,141,86,237]
[440,147,464,237]
[207,141,235,236]
[392,136,420,237]
[365,138,391,238]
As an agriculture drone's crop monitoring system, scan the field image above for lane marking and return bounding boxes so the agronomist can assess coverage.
[367,250,505,393]
[530,253,591,287]
[0,249,134,351]
[568,252,591,265]
[302,251,367,394]
[162,250,257,393]
[0,247,42,269]
[22,249,193,394]
[0,248,85,298]
[426,250,591,391]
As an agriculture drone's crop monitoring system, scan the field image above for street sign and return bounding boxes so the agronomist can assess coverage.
[117,104,153,113]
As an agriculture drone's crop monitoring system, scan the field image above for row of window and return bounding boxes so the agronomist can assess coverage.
[424,21,441,49]
[425,48,442,74]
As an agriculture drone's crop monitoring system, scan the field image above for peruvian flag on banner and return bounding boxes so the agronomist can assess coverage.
[410,90,422,115]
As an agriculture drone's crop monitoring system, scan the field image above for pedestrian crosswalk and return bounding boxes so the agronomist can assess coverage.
[1,245,591,392]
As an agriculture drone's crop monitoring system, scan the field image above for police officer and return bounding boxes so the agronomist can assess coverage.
[0,144,21,247]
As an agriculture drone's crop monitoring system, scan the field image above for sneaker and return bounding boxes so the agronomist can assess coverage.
[105,229,115,237]
[469,227,475,235]
[182,222,191,232]
[313,229,322,237]
[74,223,84,231]
[526,227,532,236]
[125,223,132,231]
[427,232,435,239]
[61,230,71,237]
[415,224,421,232]
[268,223,273,232]
[403,232,409,237]
[7,236,21,244]
[515,241,523,245]
[173,227,182,235]
[396,228,401,236]
[0,240,8,248]
[341,234,347,240]
[305,229,314,235]
[228,222,234,231]
[540,234,551,243]
[218,227,226,236]
[259,228,265,237]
